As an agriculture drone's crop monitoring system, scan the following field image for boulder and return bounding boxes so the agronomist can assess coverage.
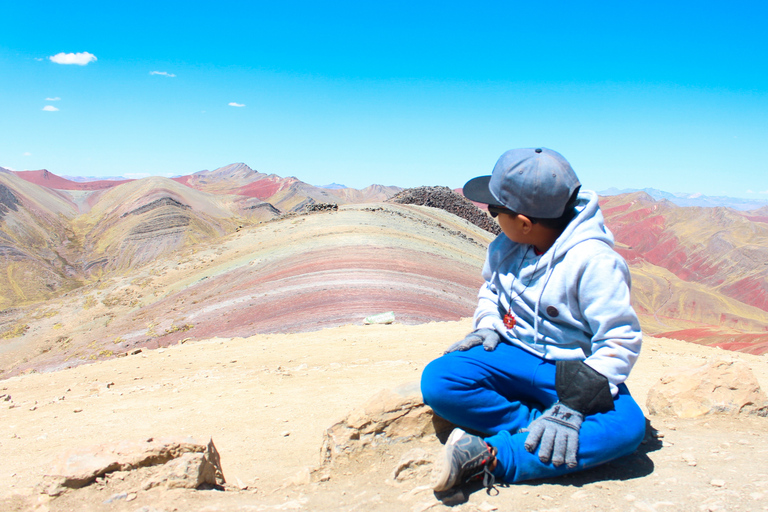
[321,382,451,466]
[41,437,225,495]
[141,451,223,490]
[647,358,768,418]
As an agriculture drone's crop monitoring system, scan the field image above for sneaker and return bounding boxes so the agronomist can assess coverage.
[432,428,496,492]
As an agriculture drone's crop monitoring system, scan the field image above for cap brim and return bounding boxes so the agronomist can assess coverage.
[462,176,503,206]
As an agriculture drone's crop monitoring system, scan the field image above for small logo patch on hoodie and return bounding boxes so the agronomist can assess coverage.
[546,306,559,317]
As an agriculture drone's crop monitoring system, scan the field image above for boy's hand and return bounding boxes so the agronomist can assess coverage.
[444,329,500,354]
[523,361,615,468]
[523,402,583,468]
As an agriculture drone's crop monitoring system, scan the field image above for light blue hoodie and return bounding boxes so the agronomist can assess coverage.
[473,190,642,395]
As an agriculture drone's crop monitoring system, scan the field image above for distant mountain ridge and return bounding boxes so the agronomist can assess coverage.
[62,175,134,182]
[9,164,402,212]
[0,164,402,309]
[600,187,768,211]
[2,163,768,360]
[12,169,133,190]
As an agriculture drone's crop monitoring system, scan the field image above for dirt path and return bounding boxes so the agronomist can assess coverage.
[2,319,767,511]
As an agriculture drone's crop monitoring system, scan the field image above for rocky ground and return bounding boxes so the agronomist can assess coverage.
[1,318,767,512]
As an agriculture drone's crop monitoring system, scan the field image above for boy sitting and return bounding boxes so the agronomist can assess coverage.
[421,147,645,492]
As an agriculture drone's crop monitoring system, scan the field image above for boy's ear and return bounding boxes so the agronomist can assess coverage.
[518,214,534,234]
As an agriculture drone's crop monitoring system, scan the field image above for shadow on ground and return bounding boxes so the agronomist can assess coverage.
[434,418,662,505]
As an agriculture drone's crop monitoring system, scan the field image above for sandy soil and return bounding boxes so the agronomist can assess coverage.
[2,318,768,511]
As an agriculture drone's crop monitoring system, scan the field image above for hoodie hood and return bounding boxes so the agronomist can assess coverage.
[548,190,614,261]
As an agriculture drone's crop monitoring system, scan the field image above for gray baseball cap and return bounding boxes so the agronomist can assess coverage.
[463,147,581,219]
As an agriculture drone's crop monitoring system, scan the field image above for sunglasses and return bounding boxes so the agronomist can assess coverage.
[488,205,516,218]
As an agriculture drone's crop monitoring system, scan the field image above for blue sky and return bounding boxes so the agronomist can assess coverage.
[1,1,767,197]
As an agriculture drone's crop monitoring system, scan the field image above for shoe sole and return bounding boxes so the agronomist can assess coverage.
[431,428,466,492]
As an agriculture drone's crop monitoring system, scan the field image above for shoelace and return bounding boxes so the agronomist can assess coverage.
[467,447,499,495]
[480,465,498,495]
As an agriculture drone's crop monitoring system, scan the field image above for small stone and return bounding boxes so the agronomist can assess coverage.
[289,467,311,486]
[392,448,432,481]
[103,492,127,504]
[710,479,726,487]
[363,311,395,325]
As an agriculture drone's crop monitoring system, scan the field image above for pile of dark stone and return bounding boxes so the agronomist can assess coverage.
[305,203,339,212]
[388,186,500,235]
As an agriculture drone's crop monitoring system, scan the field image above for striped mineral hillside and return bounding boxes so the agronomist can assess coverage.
[0,203,493,377]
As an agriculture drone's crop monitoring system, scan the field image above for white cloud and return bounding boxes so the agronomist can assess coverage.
[23,152,32,157]
[45,97,61,101]
[229,102,245,107]
[760,190,768,195]
[42,105,59,111]
[49,52,97,65]
[150,71,176,77]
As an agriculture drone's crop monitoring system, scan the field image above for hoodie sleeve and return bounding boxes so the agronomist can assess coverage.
[577,251,642,396]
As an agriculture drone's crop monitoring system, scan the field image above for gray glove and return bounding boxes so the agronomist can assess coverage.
[523,402,583,468]
[523,360,615,468]
[444,328,500,354]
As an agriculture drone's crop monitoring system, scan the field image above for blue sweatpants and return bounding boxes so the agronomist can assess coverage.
[420,342,646,483]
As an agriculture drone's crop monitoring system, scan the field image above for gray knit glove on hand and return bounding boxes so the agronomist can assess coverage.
[444,329,500,354]
[523,402,584,468]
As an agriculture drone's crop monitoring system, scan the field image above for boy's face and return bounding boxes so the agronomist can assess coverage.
[496,211,529,244]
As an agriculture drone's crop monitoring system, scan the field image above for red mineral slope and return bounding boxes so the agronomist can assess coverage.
[740,206,768,224]
[601,192,768,352]
[601,192,768,315]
